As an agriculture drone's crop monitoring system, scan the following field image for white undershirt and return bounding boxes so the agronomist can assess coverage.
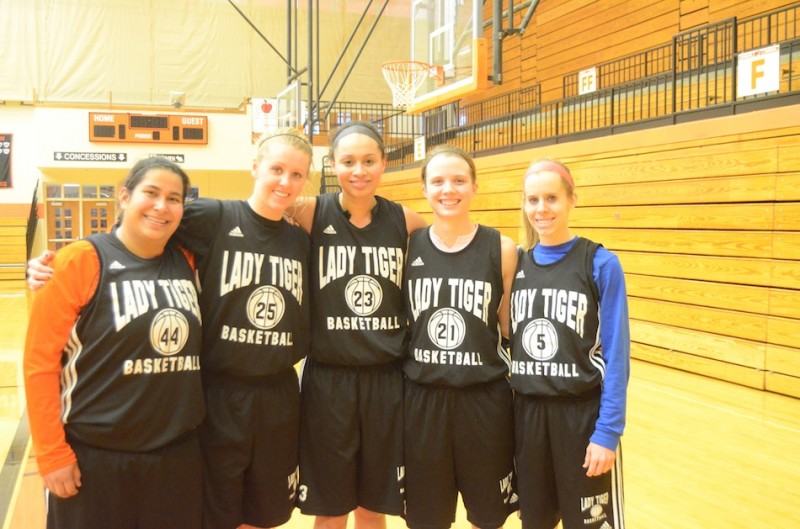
[429,224,479,253]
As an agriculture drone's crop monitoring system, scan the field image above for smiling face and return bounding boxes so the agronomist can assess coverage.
[331,132,386,200]
[117,167,185,256]
[251,140,310,220]
[523,169,576,245]
[422,153,477,221]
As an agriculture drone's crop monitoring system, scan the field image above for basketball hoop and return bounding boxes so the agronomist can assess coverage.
[382,61,443,109]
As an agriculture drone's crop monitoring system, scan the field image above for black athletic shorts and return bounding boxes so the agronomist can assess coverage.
[47,431,202,529]
[200,367,301,529]
[514,393,625,529]
[297,359,404,517]
[404,377,518,529]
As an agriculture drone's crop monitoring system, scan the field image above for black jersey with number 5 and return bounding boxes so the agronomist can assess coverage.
[509,237,602,397]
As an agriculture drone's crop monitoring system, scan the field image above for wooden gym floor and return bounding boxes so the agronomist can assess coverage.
[1,289,798,529]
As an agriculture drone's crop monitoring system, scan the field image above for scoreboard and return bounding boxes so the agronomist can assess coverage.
[89,112,208,144]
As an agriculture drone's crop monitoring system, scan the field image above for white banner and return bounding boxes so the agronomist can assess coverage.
[579,67,597,95]
[737,44,781,98]
[414,136,426,162]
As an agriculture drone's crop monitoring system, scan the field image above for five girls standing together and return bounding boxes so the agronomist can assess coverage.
[25,121,629,529]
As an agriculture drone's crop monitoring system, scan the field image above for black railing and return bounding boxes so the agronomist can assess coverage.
[311,101,397,138]
[365,85,545,165]
[26,180,39,259]
[563,43,673,98]
[561,3,800,99]
[377,2,800,169]
[784,38,800,93]
[319,155,341,194]
[611,73,673,124]
[457,85,541,125]
[672,18,737,112]
[311,3,800,177]
[738,3,800,49]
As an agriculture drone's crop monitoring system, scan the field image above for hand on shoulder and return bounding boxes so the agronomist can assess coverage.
[27,250,56,291]
[288,196,317,234]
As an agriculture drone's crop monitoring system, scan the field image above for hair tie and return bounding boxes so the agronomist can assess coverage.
[333,124,383,146]
[525,160,574,189]
[260,132,311,146]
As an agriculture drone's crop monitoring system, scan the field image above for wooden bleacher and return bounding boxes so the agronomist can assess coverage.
[381,104,800,400]
[0,217,27,292]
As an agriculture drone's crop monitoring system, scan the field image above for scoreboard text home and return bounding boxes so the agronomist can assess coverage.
[89,112,208,144]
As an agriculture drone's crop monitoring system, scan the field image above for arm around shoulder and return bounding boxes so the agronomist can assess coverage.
[287,196,317,234]
[26,249,56,291]
[175,198,225,255]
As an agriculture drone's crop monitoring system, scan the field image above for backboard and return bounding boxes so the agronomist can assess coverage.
[407,0,487,113]
[252,80,306,140]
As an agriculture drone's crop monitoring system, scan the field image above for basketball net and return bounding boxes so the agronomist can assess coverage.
[381,61,443,109]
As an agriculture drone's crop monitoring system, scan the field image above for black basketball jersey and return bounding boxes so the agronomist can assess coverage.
[65,231,204,452]
[404,225,509,387]
[509,237,602,396]
[309,193,408,366]
[176,199,311,377]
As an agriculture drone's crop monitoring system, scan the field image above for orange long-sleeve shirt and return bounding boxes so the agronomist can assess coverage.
[24,240,196,477]
[24,241,99,477]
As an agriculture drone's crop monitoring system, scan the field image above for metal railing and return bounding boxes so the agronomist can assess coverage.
[672,18,737,112]
[563,43,673,98]
[738,3,800,49]
[311,100,397,139]
[375,85,541,147]
[310,2,800,179]
[378,2,800,169]
[456,85,541,125]
[319,155,341,194]
[26,180,39,259]
[561,3,800,99]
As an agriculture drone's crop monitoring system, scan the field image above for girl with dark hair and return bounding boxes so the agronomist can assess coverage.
[27,129,314,529]
[24,157,205,529]
[289,121,427,529]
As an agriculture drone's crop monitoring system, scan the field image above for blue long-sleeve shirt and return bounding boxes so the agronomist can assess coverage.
[532,238,630,450]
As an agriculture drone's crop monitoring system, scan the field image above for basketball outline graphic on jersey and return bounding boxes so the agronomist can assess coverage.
[344,275,383,316]
[246,285,286,329]
[581,492,610,526]
[149,308,190,356]
[426,307,467,350]
[521,318,559,361]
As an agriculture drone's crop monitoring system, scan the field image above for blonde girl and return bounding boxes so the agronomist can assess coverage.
[510,159,629,529]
